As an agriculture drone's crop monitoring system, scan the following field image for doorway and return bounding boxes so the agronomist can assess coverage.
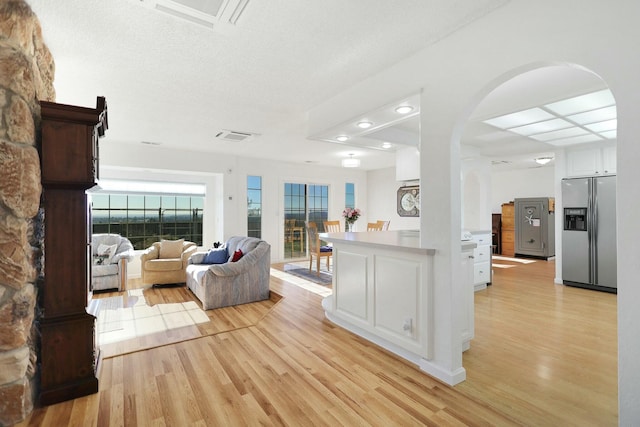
[283,182,329,260]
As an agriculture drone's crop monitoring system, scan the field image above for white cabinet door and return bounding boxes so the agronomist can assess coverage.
[566,145,617,177]
[601,145,617,174]
[460,250,474,351]
[471,232,492,288]
[567,148,600,176]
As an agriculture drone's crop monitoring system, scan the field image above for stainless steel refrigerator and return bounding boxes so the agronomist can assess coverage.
[562,176,616,292]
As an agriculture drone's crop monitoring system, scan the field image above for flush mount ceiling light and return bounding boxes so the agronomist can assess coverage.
[342,154,361,168]
[357,121,373,129]
[382,142,392,149]
[336,135,349,142]
[395,105,414,114]
[535,157,553,165]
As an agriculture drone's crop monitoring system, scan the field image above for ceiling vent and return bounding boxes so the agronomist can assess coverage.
[215,130,256,142]
[137,0,251,28]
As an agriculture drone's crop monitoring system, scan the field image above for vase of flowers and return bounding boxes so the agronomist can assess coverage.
[342,207,361,232]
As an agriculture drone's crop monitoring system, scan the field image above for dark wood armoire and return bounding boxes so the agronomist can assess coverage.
[39,97,108,405]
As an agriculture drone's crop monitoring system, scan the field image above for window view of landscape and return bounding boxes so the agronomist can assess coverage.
[283,183,328,259]
[247,175,262,238]
[91,194,204,250]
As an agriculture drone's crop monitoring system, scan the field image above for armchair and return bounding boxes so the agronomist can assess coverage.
[140,239,197,286]
[91,233,134,291]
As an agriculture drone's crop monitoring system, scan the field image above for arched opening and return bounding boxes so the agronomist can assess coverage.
[454,63,618,423]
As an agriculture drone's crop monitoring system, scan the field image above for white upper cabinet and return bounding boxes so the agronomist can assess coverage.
[566,143,616,177]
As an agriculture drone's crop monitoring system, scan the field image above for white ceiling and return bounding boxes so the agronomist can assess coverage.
[27,0,612,172]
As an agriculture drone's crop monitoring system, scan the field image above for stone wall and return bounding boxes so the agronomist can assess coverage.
[0,1,54,425]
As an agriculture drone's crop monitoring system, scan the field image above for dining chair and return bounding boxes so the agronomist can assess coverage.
[323,220,341,233]
[306,222,332,276]
[285,219,304,253]
[376,220,391,231]
[367,222,384,231]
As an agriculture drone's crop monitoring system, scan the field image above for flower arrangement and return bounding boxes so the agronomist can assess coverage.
[342,207,361,224]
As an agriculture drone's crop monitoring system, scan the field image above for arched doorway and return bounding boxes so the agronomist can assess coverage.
[453,63,618,424]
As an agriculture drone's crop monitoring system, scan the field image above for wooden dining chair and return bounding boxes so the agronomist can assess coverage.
[323,220,341,233]
[376,220,390,231]
[306,222,332,276]
[367,222,384,231]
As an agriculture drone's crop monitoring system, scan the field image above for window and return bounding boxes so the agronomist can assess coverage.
[91,193,204,250]
[345,182,355,231]
[283,183,329,259]
[247,175,262,238]
[345,182,355,208]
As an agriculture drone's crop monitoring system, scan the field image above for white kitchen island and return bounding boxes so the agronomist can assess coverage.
[321,230,476,385]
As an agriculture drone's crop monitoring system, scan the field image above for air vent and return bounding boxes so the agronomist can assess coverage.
[136,0,251,28]
[215,130,256,142]
[491,160,511,165]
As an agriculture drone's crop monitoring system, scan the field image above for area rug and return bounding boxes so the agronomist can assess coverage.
[284,264,332,286]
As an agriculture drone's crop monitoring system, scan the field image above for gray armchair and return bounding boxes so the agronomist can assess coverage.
[91,233,134,291]
[186,236,271,310]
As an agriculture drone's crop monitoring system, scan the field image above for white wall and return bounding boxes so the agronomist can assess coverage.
[307,0,640,420]
[462,157,492,231]
[99,140,368,270]
[491,166,555,213]
[367,167,420,231]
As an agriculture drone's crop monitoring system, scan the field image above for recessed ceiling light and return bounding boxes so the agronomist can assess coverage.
[357,121,373,129]
[544,134,603,147]
[529,127,588,142]
[336,135,349,142]
[484,108,555,129]
[509,118,572,136]
[545,89,615,115]
[566,105,617,125]
[382,142,392,149]
[600,130,617,139]
[584,119,617,133]
[395,106,413,114]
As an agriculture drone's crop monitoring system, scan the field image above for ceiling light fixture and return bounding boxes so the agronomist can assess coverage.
[395,105,414,114]
[382,142,392,149]
[357,121,373,129]
[535,157,553,165]
[342,154,361,168]
[336,135,349,142]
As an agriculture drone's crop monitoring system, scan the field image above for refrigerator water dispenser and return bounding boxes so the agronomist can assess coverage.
[564,208,587,231]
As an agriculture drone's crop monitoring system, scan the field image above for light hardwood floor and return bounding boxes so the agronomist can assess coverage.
[18,258,617,426]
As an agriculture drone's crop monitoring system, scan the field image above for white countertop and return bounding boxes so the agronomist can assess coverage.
[320,230,476,255]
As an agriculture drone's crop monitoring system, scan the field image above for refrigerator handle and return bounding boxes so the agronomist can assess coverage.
[592,179,598,284]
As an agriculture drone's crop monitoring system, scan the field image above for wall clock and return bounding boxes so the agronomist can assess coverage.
[397,185,420,217]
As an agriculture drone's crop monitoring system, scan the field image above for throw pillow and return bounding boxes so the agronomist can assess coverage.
[96,243,117,263]
[230,249,243,262]
[202,247,228,264]
[159,239,184,259]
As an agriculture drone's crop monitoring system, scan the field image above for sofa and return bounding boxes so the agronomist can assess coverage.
[140,239,197,286]
[186,236,271,310]
[91,233,135,291]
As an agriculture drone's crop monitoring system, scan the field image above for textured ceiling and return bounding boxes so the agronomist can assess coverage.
[31,1,613,173]
[27,0,508,170]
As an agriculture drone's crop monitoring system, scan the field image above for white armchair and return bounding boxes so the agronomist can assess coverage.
[91,233,134,291]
